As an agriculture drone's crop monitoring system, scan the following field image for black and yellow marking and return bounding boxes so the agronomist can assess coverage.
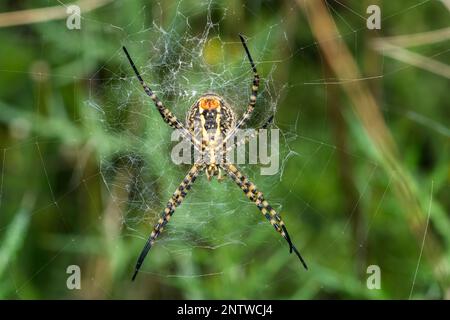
[123,46,184,130]
[222,163,308,270]
[131,164,203,281]
[235,34,260,130]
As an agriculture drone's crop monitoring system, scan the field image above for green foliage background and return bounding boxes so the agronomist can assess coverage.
[0,0,448,299]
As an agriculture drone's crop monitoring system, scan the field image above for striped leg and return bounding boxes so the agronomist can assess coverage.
[123,46,184,129]
[236,34,260,130]
[123,46,202,151]
[220,35,261,147]
[131,164,203,281]
[222,163,308,269]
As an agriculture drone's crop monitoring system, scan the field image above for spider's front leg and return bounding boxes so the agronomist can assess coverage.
[131,164,204,281]
[235,34,260,130]
[123,46,202,150]
[221,163,308,269]
[123,46,183,129]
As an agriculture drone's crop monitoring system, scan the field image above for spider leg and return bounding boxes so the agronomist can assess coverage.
[131,164,204,281]
[122,46,202,151]
[222,163,308,270]
[123,46,184,129]
[236,34,260,130]
[219,35,260,148]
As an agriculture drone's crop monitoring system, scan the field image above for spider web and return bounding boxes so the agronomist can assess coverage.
[90,1,292,270]
[80,0,450,298]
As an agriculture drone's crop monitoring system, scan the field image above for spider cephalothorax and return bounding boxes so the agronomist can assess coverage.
[187,93,235,135]
[123,34,307,281]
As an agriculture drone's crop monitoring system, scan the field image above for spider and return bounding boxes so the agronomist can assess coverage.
[123,35,307,281]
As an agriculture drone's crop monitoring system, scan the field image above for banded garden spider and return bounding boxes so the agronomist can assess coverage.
[123,35,307,281]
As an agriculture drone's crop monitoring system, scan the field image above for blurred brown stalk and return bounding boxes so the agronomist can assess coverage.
[0,0,113,28]
[371,39,450,79]
[297,0,450,289]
